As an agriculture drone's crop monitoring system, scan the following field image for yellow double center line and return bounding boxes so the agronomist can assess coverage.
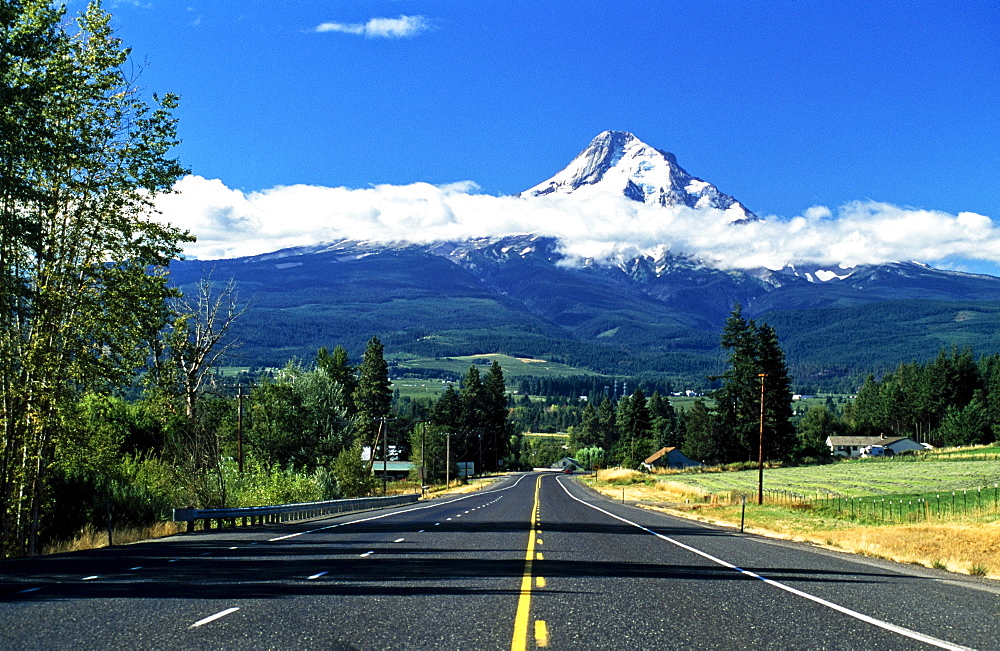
[511,475,543,650]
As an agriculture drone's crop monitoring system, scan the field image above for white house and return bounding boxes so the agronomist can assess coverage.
[825,435,925,458]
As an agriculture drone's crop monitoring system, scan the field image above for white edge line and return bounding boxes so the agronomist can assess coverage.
[268,473,528,542]
[190,607,240,628]
[555,478,974,651]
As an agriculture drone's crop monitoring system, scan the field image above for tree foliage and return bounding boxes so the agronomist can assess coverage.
[0,1,190,557]
[844,347,999,446]
[248,364,349,471]
[428,362,513,472]
[709,306,794,463]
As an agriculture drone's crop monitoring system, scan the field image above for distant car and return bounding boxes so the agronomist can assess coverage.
[562,467,574,474]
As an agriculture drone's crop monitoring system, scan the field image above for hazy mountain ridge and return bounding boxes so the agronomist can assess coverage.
[169,132,1000,388]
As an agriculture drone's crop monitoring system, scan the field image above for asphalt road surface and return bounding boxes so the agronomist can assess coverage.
[2,472,998,649]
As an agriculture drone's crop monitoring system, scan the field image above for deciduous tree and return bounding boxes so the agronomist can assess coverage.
[1,1,190,556]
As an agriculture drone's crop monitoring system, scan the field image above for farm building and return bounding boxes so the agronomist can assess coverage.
[642,447,702,470]
[551,457,583,471]
[825,435,924,458]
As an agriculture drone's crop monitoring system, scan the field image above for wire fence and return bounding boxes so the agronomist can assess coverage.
[711,483,1000,524]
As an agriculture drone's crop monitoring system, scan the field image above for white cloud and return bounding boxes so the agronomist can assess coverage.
[314,15,429,38]
[154,175,1000,273]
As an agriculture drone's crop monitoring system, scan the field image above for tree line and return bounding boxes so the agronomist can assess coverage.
[846,347,1000,447]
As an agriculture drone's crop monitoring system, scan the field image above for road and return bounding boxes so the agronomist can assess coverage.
[1,472,998,649]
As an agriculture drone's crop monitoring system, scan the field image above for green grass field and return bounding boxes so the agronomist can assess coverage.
[664,456,1000,499]
[390,352,598,379]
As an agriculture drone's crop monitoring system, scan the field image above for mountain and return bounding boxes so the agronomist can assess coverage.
[521,130,757,222]
[168,133,1000,391]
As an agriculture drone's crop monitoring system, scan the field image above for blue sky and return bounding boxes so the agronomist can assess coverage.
[96,1,1000,269]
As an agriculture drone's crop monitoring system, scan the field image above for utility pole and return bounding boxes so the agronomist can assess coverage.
[758,373,768,505]
[446,433,451,488]
[236,384,244,475]
[382,417,388,496]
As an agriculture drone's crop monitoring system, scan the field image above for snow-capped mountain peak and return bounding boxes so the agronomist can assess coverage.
[520,130,757,222]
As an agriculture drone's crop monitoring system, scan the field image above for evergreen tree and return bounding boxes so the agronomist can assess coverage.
[596,398,618,450]
[353,336,392,450]
[712,305,760,461]
[316,345,357,415]
[648,391,682,448]
[572,401,603,449]
[482,361,513,470]
[613,388,655,467]
[796,404,844,459]
[681,400,716,464]
[757,323,796,459]
[938,397,991,447]
[712,306,795,463]
[432,384,463,432]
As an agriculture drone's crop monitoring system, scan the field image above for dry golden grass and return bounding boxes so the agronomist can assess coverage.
[821,523,1000,577]
[596,468,644,482]
[42,521,186,555]
[585,474,1000,579]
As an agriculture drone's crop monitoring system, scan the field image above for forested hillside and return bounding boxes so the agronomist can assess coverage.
[169,241,1000,392]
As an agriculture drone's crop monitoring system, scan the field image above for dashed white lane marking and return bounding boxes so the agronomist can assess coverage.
[82,576,98,581]
[360,551,374,558]
[129,566,142,571]
[267,474,526,542]
[18,587,41,593]
[555,478,973,651]
[190,607,240,628]
[394,538,405,543]
[308,571,328,580]
[229,546,238,550]
[418,529,426,533]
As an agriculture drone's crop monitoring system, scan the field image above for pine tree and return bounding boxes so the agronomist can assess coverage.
[482,361,512,471]
[596,398,618,449]
[572,401,603,449]
[713,305,762,461]
[756,323,796,459]
[681,400,716,464]
[613,388,654,466]
[316,345,357,415]
[712,306,795,463]
[353,336,392,450]
[648,391,682,448]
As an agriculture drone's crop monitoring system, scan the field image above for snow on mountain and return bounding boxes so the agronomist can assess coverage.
[520,130,757,223]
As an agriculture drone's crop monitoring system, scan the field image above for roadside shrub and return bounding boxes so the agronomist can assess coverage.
[42,458,176,549]
[226,460,324,507]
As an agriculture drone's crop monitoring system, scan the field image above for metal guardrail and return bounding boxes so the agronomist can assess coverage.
[172,494,419,532]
